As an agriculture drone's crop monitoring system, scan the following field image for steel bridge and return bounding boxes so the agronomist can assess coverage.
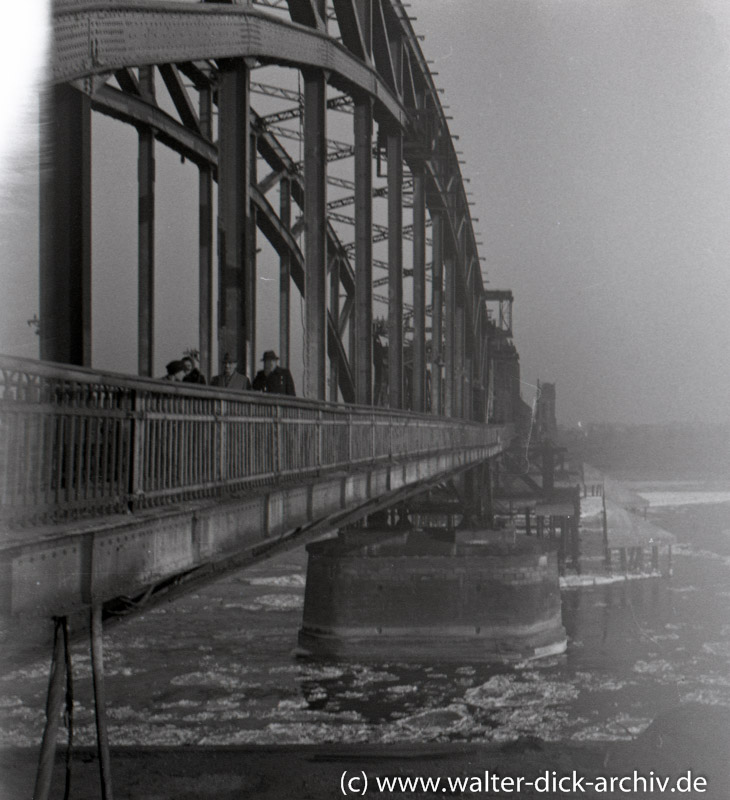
[1,2,531,794]
[2,0,526,618]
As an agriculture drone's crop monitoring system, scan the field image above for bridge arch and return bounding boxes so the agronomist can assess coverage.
[40,0,502,418]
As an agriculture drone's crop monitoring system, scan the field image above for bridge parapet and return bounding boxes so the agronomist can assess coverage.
[0,355,512,530]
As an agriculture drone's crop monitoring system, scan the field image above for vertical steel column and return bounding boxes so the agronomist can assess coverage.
[356,0,372,47]
[430,211,443,415]
[137,67,155,377]
[455,298,464,418]
[329,255,340,401]
[217,60,250,373]
[303,68,327,400]
[247,130,258,374]
[279,177,291,367]
[443,247,455,417]
[478,327,489,421]
[198,85,213,379]
[354,95,373,405]
[387,130,403,408]
[39,84,91,366]
[454,228,466,418]
[353,0,373,405]
[411,164,426,412]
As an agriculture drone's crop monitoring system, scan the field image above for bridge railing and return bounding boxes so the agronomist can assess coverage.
[0,356,511,528]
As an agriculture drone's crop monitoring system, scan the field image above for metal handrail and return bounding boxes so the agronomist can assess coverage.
[0,355,512,527]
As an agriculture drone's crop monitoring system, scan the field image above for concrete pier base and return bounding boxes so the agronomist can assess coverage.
[298,531,566,662]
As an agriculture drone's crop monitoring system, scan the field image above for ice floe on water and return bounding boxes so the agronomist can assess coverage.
[464,673,579,711]
[673,541,730,562]
[632,659,679,680]
[561,573,661,589]
[170,669,258,690]
[386,684,418,696]
[574,672,631,693]
[243,574,306,588]
[390,704,478,740]
[234,593,304,611]
[642,491,730,508]
[680,688,730,707]
[571,714,651,742]
[295,664,347,681]
[702,641,730,658]
[2,497,728,750]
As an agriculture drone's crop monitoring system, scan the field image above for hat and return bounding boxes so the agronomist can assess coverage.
[166,359,184,375]
[222,352,236,364]
[261,350,279,361]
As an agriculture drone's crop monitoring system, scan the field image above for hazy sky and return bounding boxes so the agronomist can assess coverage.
[416,0,730,425]
[1,1,729,426]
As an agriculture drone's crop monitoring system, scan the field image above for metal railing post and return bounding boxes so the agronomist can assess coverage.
[317,408,323,470]
[275,403,282,478]
[129,389,145,511]
[348,411,353,466]
[218,399,227,491]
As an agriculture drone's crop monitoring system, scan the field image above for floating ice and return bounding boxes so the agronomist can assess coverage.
[245,574,306,587]
[464,673,578,711]
[641,491,730,508]
[236,593,304,611]
[571,713,651,741]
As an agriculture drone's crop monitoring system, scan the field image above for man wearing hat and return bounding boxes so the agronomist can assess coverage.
[211,353,251,390]
[252,350,296,396]
[162,360,185,381]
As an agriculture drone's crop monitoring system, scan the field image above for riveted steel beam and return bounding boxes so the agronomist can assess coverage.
[354,94,373,405]
[411,162,426,413]
[386,129,403,409]
[137,67,155,378]
[430,210,444,415]
[199,85,214,379]
[52,5,405,126]
[443,245,455,418]
[279,177,292,367]
[302,68,327,400]
[40,84,92,367]
[217,60,251,374]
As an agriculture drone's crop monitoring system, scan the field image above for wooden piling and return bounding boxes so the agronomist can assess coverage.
[33,619,66,800]
[90,604,114,800]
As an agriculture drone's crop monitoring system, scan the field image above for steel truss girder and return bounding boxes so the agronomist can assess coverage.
[52,3,404,124]
[52,0,500,417]
[89,76,355,401]
[53,1,480,281]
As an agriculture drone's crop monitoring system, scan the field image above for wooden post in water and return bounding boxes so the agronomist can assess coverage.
[33,619,66,800]
[91,605,113,800]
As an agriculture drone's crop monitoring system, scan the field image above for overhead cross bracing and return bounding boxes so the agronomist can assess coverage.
[3,8,526,792]
[43,0,503,421]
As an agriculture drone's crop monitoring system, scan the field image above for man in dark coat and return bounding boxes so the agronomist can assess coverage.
[181,356,206,384]
[211,353,251,390]
[162,360,185,381]
[252,350,296,396]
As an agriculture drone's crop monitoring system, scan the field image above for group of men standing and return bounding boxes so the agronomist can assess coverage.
[164,350,296,396]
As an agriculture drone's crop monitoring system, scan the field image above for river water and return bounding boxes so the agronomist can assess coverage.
[2,481,729,749]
